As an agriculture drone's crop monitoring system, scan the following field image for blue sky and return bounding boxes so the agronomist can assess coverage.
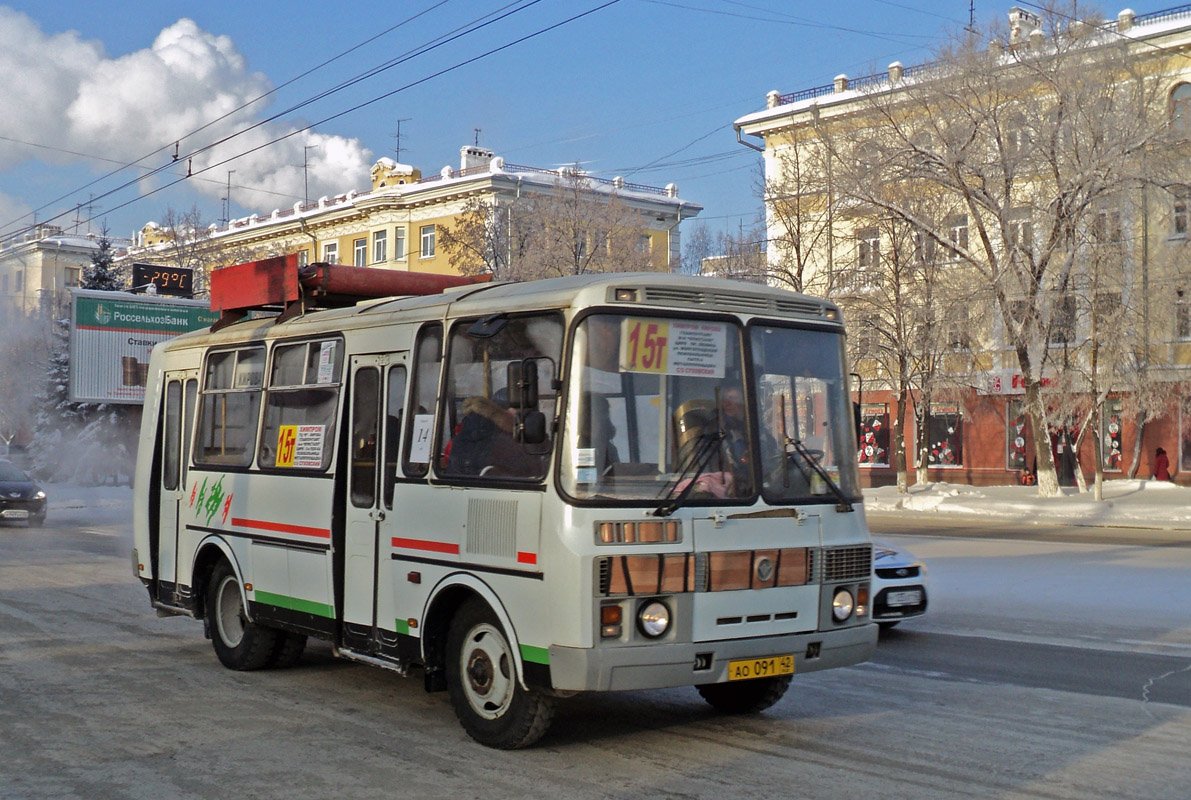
[0,1,992,246]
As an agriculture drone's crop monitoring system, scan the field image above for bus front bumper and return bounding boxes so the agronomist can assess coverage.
[546,622,877,692]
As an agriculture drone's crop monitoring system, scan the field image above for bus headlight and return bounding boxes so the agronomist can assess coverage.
[637,600,671,638]
[831,589,855,622]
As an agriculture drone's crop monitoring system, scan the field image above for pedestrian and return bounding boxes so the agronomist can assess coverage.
[1153,447,1171,481]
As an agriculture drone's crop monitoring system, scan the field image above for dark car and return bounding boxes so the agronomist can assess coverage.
[0,460,47,527]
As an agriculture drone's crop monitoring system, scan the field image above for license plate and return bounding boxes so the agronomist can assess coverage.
[886,589,922,607]
[1,509,29,519]
[727,654,794,681]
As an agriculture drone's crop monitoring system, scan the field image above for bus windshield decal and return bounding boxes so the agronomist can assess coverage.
[619,318,726,379]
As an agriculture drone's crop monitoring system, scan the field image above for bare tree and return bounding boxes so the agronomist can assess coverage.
[440,168,655,281]
[810,3,1189,496]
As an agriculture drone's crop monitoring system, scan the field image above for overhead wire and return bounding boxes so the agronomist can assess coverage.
[70,1,625,226]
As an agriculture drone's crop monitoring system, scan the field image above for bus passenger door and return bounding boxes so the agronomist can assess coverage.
[341,353,406,653]
[157,370,197,606]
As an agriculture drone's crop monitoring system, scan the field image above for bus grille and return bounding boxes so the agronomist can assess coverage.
[820,545,872,583]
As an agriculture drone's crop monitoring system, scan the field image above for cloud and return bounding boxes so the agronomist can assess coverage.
[0,9,371,214]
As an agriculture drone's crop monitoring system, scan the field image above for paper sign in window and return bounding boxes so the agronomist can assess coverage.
[619,318,725,379]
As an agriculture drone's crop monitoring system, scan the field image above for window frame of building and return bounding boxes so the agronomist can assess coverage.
[857,402,890,467]
[353,237,367,268]
[323,242,338,263]
[945,214,969,259]
[852,227,880,289]
[1176,193,1190,237]
[1101,397,1124,472]
[1092,206,1122,244]
[420,225,436,259]
[1172,83,1191,133]
[65,268,81,287]
[943,305,970,350]
[395,226,406,260]
[14,270,22,292]
[1006,400,1028,470]
[373,229,388,264]
[1007,210,1033,256]
[1177,290,1191,340]
[297,249,310,268]
[1049,294,1077,345]
[927,402,963,468]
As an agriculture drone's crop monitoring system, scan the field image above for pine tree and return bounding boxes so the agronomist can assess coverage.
[81,236,122,290]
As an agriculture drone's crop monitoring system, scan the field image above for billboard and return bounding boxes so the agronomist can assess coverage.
[70,289,219,404]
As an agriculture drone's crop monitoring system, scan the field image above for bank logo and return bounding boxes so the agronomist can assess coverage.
[94,304,111,325]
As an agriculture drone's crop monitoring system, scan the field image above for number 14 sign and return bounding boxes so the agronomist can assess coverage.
[619,318,726,379]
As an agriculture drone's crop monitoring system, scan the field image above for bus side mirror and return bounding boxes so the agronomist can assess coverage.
[515,409,547,445]
[507,360,539,410]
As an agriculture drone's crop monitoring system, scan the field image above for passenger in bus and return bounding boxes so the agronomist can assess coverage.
[446,388,542,478]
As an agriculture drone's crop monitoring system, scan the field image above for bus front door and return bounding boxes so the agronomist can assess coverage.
[156,371,197,606]
[341,353,407,654]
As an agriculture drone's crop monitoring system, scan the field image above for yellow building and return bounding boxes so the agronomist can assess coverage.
[123,145,701,279]
[733,5,1191,485]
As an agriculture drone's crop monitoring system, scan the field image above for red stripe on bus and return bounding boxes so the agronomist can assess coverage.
[231,517,331,538]
[391,537,460,555]
[517,552,537,565]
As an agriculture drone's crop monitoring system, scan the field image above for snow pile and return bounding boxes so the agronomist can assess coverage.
[864,480,1191,529]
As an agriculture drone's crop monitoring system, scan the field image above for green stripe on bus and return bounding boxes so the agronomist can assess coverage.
[252,590,334,619]
[395,619,410,635]
[519,644,549,665]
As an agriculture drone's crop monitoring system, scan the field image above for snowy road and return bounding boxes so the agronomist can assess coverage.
[1,514,1188,799]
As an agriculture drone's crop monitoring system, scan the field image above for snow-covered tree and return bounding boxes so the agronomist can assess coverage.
[81,234,123,290]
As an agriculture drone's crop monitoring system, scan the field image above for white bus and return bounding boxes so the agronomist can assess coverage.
[133,259,876,748]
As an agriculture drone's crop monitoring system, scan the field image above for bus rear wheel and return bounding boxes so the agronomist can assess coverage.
[206,561,278,671]
[696,675,792,714]
[446,599,554,749]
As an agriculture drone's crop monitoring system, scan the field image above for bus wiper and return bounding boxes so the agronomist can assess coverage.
[652,430,724,517]
[785,436,853,513]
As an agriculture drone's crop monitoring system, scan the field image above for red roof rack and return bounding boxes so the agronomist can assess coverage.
[208,253,490,330]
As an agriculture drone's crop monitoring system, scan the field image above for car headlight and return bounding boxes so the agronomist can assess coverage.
[35,491,46,500]
[832,588,855,622]
[637,600,671,638]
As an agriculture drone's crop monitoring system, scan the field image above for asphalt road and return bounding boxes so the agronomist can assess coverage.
[2,516,1189,799]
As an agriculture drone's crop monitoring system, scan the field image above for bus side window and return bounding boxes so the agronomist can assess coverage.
[384,365,407,508]
[258,339,343,471]
[195,346,265,467]
[403,324,442,478]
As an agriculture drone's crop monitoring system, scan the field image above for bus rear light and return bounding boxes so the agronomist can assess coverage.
[597,520,681,544]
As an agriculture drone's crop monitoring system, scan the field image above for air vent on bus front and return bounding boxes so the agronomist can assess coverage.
[634,286,827,319]
[820,545,872,583]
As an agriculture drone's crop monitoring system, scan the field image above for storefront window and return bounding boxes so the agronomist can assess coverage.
[858,403,890,467]
[1101,399,1124,472]
[927,403,963,467]
[1007,400,1028,470]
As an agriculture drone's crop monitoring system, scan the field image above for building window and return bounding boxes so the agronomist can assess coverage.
[354,238,367,267]
[374,230,387,264]
[395,226,406,259]
[1181,396,1191,473]
[857,403,890,467]
[1172,83,1191,132]
[945,214,968,258]
[1050,294,1076,344]
[65,268,81,287]
[1101,398,1124,472]
[1092,206,1121,244]
[1093,291,1122,326]
[927,403,963,467]
[1007,400,1028,470]
[14,270,23,291]
[1176,194,1190,237]
[297,249,310,267]
[848,227,880,290]
[323,242,338,263]
[1007,211,1032,255]
[1178,290,1191,340]
[914,229,937,265]
[420,225,435,258]
[943,305,969,350]
[636,235,651,256]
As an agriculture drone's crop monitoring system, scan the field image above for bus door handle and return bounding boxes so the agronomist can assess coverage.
[370,509,386,522]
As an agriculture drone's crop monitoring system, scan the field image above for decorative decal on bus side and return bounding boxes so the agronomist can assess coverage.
[189,475,233,526]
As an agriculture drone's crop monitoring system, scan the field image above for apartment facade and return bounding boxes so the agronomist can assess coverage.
[735,5,1191,486]
[122,145,701,283]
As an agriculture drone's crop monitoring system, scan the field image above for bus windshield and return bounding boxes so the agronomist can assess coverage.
[559,313,859,506]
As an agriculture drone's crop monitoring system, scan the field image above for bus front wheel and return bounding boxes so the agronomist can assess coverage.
[696,674,792,714]
[446,599,554,749]
[206,561,278,671]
